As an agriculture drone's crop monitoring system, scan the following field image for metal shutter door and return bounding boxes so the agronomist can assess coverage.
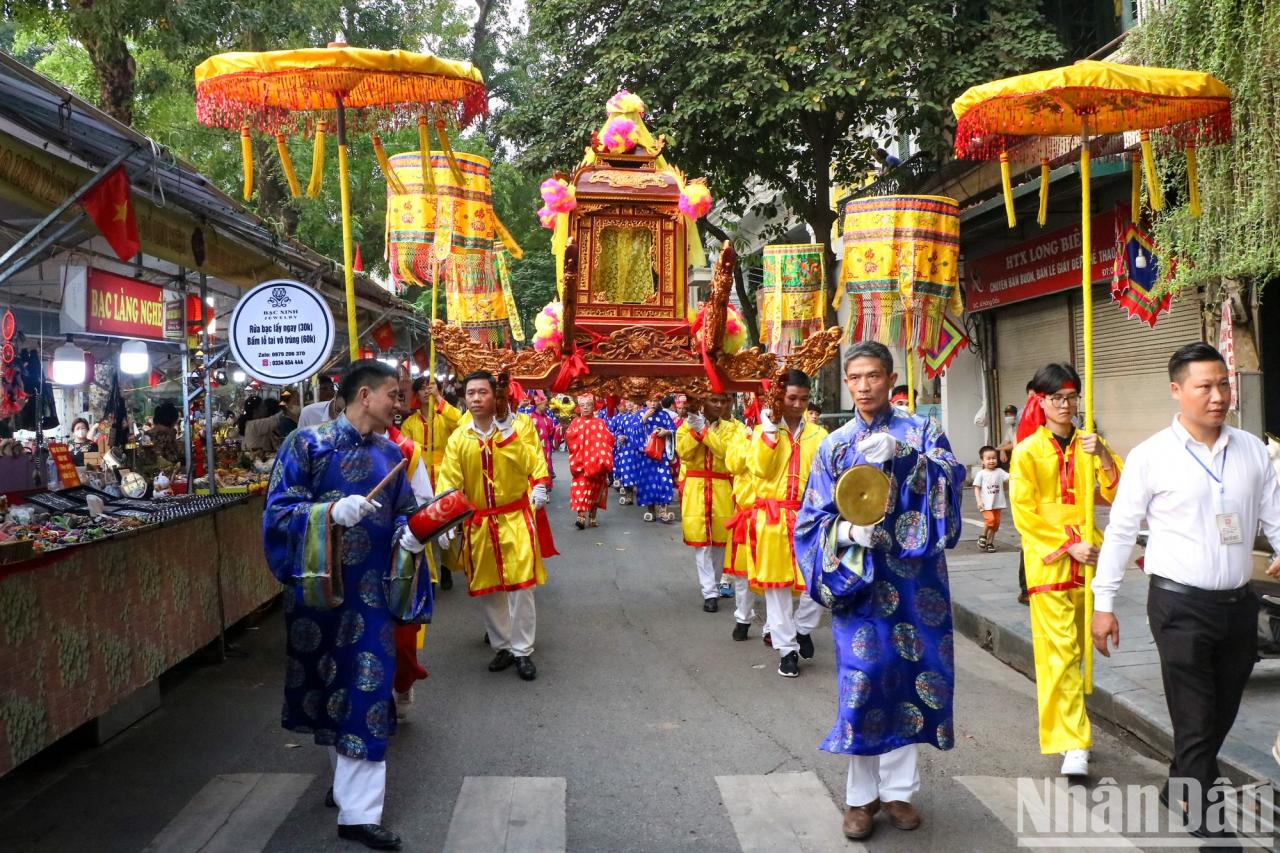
[1073,284,1202,455]
[995,294,1073,413]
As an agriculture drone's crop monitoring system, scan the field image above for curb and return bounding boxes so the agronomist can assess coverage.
[951,597,1280,791]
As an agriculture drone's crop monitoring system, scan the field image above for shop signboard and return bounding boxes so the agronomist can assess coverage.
[229,279,335,385]
[964,207,1125,312]
[59,266,167,340]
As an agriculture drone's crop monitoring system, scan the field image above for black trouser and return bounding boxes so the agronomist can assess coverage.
[1147,579,1257,821]
[1017,552,1027,595]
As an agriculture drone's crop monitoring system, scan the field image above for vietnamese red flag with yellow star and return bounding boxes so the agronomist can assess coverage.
[79,166,139,261]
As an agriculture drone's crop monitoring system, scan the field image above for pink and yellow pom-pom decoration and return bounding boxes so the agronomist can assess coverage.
[537,205,557,229]
[532,300,564,351]
[688,302,747,354]
[678,182,713,219]
[539,177,577,214]
[606,90,646,116]
[599,117,638,154]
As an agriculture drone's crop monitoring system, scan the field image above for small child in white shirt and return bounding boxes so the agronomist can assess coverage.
[972,445,1010,552]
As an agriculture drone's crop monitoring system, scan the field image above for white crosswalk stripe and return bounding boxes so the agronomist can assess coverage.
[955,775,1142,852]
[142,772,314,853]
[716,771,865,853]
[441,776,567,853]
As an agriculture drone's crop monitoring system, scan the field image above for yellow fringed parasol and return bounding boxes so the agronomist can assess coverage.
[952,59,1232,691]
[195,36,486,359]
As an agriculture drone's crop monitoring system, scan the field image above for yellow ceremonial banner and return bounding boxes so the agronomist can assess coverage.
[0,135,287,287]
[759,243,825,356]
[386,150,519,346]
[838,195,962,349]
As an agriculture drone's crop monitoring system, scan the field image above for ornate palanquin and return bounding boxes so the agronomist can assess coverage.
[431,93,842,400]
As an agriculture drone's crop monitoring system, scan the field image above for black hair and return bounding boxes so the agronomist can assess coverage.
[661,394,676,408]
[844,341,894,375]
[153,401,180,428]
[411,376,429,394]
[338,359,399,403]
[1028,363,1081,396]
[1003,404,1018,415]
[782,368,811,390]
[258,398,282,417]
[236,396,262,435]
[71,417,89,431]
[807,402,821,413]
[1168,342,1226,383]
[461,369,497,393]
[979,445,998,458]
[892,384,909,397]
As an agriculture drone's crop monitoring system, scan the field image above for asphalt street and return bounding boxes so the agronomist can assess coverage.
[0,455,1255,852]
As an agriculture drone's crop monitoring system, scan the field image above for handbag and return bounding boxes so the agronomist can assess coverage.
[644,431,666,462]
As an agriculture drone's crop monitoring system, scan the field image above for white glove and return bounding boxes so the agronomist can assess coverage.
[857,432,899,464]
[836,521,874,548]
[531,483,549,509]
[330,494,379,527]
[400,529,426,554]
[760,408,777,435]
[686,413,706,432]
[436,527,457,550]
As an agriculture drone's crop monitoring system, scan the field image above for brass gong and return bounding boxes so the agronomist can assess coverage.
[834,465,891,526]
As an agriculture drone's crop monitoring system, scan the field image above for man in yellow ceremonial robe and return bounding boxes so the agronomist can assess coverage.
[722,415,758,642]
[436,370,551,682]
[676,393,738,613]
[748,369,828,678]
[401,377,463,588]
[1009,362,1122,778]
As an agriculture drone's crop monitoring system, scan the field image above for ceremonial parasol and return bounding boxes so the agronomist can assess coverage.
[195,36,486,359]
[952,59,1232,688]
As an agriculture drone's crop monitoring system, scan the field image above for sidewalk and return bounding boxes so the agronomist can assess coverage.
[950,512,1280,789]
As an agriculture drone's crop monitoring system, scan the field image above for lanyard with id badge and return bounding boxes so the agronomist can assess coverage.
[1185,444,1243,545]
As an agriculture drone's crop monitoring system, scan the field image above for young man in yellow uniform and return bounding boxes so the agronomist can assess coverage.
[748,369,828,677]
[1009,362,1122,778]
[676,393,738,612]
[436,370,551,682]
[400,377,463,589]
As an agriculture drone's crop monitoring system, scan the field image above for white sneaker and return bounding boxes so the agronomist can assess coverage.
[1060,749,1089,777]
[395,688,413,721]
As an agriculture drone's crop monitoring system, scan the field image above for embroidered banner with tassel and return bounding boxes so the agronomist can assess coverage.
[385,150,523,347]
[759,243,825,356]
[839,195,962,349]
[1111,222,1172,328]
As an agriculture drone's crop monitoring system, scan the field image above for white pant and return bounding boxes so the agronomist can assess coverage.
[328,747,387,825]
[695,546,725,599]
[734,576,757,625]
[846,745,920,807]
[763,587,822,656]
[481,587,536,657]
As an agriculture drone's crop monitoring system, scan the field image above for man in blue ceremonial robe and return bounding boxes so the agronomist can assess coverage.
[796,341,964,842]
[264,359,432,851]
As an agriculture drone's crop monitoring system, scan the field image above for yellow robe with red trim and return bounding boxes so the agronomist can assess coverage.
[436,425,547,596]
[722,422,756,577]
[401,398,462,486]
[1009,426,1123,754]
[676,418,738,547]
[746,420,827,591]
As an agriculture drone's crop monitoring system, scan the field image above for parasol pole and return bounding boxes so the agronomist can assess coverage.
[334,93,359,360]
[905,313,916,415]
[1080,122,1096,693]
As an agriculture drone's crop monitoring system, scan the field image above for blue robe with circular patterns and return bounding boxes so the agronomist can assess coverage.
[795,407,964,757]
[263,414,431,762]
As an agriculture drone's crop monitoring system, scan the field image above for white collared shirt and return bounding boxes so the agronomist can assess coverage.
[1093,415,1280,611]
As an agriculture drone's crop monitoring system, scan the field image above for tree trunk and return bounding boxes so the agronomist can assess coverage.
[701,220,761,346]
[76,26,135,125]
[806,142,841,409]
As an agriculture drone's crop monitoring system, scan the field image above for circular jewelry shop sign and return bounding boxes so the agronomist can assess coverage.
[230,280,335,384]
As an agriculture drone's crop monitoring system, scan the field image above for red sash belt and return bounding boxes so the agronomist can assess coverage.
[470,496,530,521]
[758,498,802,525]
[724,503,755,546]
[685,469,731,481]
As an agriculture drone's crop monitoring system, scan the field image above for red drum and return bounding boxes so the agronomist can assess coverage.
[408,488,475,541]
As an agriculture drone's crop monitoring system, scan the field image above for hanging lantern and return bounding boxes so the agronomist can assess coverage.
[149,369,162,389]
[51,336,87,385]
[119,339,150,375]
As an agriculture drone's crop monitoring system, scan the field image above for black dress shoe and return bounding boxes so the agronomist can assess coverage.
[732,622,750,641]
[325,787,337,808]
[515,656,537,681]
[488,649,516,671]
[337,823,402,850]
[703,597,719,613]
[440,568,453,590]
[797,632,815,660]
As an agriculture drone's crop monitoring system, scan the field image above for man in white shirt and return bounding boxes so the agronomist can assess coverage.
[1093,342,1280,841]
[298,394,344,430]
